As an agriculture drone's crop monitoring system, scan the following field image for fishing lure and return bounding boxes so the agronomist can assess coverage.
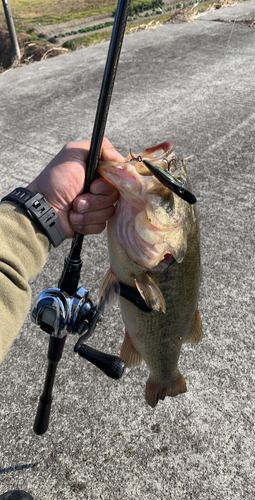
[130,151,197,205]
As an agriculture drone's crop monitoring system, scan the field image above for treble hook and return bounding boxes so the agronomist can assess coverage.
[164,157,177,172]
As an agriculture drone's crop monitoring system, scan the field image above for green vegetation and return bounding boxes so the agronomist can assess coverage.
[63,30,113,50]
[0,0,118,25]
[113,0,163,17]
[55,21,114,39]
[62,16,172,51]
[0,0,165,26]
[185,0,218,15]
[0,0,238,27]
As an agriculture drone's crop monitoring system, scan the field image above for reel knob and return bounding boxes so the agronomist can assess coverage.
[77,344,126,379]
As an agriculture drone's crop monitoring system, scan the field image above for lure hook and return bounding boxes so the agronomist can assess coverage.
[129,149,143,162]
[162,157,177,172]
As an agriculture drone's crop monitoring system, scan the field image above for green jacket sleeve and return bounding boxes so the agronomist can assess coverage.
[0,201,50,362]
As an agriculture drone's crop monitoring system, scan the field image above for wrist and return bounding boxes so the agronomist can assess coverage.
[26,180,38,196]
[1,187,66,247]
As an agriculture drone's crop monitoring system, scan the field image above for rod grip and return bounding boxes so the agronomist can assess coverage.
[33,336,66,435]
[33,399,52,435]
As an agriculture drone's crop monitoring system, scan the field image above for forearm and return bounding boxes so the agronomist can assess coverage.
[0,202,50,362]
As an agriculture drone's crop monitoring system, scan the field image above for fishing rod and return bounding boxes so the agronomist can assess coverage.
[31,0,198,435]
[31,0,132,436]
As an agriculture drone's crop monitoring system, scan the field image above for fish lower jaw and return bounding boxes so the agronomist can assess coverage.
[125,248,175,271]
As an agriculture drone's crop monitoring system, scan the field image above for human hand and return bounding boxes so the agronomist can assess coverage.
[27,138,123,238]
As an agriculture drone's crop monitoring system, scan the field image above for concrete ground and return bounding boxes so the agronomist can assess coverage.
[0,1,254,499]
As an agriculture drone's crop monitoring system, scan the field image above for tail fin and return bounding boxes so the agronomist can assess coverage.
[146,371,187,408]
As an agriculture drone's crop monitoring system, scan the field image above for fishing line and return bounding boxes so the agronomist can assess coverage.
[224,19,236,56]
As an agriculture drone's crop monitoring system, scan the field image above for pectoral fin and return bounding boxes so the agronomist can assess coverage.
[185,309,203,344]
[134,274,166,313]
[98,268,120,310]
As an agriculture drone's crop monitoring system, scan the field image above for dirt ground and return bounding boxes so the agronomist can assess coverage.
[0,25,68,71]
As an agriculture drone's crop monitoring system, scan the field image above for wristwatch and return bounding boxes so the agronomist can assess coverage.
[1,187,66,248]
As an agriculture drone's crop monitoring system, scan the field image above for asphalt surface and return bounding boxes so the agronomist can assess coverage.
[0,1,255,499]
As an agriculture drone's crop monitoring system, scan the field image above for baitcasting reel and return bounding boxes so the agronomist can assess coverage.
[31,285,126,379]
[32,286,97,339]
[31,259,151,436]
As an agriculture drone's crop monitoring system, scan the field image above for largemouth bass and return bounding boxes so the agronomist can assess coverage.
[97,142,202,408]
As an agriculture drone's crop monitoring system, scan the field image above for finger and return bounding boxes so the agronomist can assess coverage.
[69,205,115,226]
[72,186,119,214]
[90,177,118,195]
[101,137,125,162]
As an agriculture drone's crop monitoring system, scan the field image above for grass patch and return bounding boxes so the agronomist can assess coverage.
[185,0,239,17]
[0,0,164,26]
[185,1,216,15]
[113,0,163,16]
[63,30,113,50]
[59,0,236,51]
[0,0,118,25]
[0,0,244,26]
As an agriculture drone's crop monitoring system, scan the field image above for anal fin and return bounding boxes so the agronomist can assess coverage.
[120,330,143,367]
[185,309,203,344]
[146,371,187,408]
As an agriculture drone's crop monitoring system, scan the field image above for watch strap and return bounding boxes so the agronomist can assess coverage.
[1,187,66,248]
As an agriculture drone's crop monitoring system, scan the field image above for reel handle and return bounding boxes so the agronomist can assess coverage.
[77,344,126,380]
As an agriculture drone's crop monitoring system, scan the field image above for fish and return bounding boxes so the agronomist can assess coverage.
[97,141,202,408]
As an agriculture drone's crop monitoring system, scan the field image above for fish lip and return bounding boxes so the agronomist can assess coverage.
[143,141,174,158]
